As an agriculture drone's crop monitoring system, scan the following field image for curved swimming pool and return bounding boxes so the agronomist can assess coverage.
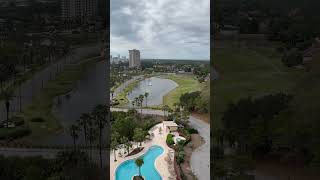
[115,145,164,180]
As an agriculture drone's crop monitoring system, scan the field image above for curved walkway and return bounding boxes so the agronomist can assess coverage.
[110,108,210,180]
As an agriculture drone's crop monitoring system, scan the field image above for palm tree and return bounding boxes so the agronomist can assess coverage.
[135,158,144,177]
[134,97,139,108]
[111,132,120,162]
[132,100,135,108]
[0,90,14,128]
[69,124,80,150]
[92,104,108,168]
[162,105,170,120]
[86,125,97,160]
[144,92,149,107]
[77,113,92,146]
[138,94,144,114]
[111,140,118,162]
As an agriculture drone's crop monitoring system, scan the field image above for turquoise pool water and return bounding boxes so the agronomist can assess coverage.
[115,145,164,180]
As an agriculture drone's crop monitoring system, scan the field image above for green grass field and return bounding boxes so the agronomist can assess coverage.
[213,44,305,128]
[19,56,103,140]
[163,74,201,108]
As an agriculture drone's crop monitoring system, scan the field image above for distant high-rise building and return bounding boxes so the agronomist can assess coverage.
[129,49,140,68]
[61,0,97,21]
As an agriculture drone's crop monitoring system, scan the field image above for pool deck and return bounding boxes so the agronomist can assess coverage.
[110,123,176,180]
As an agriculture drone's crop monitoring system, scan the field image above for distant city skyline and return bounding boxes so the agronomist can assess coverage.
[111,0,210,60]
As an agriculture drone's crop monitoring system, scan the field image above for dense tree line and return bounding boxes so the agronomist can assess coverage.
[180,90,209,113]
[214,0,320,67]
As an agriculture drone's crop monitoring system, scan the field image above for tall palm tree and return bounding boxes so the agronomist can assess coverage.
[111,131,120,162]
[144,92,149,107]
[69,124,80,150]
[162,105,170,119]
[138,94,144,114]
[135,158,144,177]
[92,104,108,168]
[77,113,92,146]
[111,139,119,162]
[0,90,14,128]
[134,97,139,108]
[86,125,97,160]
[132,100,135,108]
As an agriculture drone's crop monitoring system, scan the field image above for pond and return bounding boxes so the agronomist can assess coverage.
[127,77,178,107]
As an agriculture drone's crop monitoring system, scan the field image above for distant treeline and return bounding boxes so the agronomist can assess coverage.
[214,0,320,49]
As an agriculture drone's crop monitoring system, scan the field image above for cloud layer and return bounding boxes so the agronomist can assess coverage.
[111,0,210,60]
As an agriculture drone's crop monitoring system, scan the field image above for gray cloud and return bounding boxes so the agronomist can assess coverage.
[111,0,210,60]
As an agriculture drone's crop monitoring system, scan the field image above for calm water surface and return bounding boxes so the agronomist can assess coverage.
[40,60,107,145]
[127,77,178,107]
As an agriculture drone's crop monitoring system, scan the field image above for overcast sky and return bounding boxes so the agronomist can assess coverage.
[111,0,210,60]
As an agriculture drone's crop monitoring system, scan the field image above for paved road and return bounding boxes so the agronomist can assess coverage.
[111,107,210,180]
[189,116,210,180]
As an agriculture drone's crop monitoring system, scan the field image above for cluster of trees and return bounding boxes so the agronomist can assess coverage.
[0,151,105,180]
[213,93,292,179]
[110,110,160,161]
[68,104,108,168]
[220,93,292,154]
[180,91,209,113]
[215,0,320,66]
[193,65,210,83]
[281,48,303,67]
[132,92,149,109]
[214,76,320,177]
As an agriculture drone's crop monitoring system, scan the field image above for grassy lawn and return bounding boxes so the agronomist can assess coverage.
[18,56,103,140]
[212,44,305,128]
[163,74,201,108]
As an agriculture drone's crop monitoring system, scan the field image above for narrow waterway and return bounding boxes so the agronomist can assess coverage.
[0,45,100,122]
[39,60,107,145]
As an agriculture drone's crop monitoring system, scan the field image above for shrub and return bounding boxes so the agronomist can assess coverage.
[188,128,198,134]
[282,48,303,67]
[176,151,185,164]
[30,117,45,122]
[11,116,25,126]
[166,134,175,146]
